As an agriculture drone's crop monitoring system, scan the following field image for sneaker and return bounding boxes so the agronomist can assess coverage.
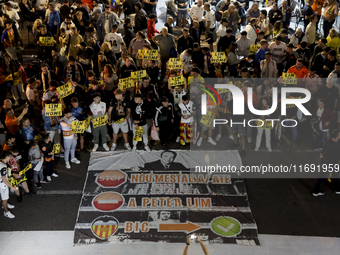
[60,153,65,158]
[312,192,325,196]
[229,135,234,141]
[111,143,117,151]
[197,137,203,147]
[268,147,272,152]
[52,173,59,177]
[292,141,298,147]
[4,211,15,219]
[34,182,41,189]
[7,203,15,209]
[215,134,222,142]
[40,180,48,184]
[176,137,180,143]
[132,146,137,152]
[124,143,131,150]
[207,137,217,145]
[247,137,252,143]
[47,176,52,182]
[92,144,99,152]
[314,147,323,152]
[66,162,71,169]
[71,158,81,164]
[145,145,151,152]
[103,143,110,151]
[335,191,340,195]
[254,147,259,151]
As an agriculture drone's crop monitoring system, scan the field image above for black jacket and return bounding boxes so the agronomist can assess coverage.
[130,100,148,126]
[155,103,174,127]
[177,35,194,55]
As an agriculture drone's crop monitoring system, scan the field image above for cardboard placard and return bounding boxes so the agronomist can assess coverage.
[250,44,260,54]
[131,70,147,80]
[169,76,185,87]
[45,104,62,116]
[282,72,297,85]
[119,78,135,90]
[53,144,61,154]
[72,117,92,133]
[93,115,108,128]
[144,50,158,60]
[133,126,143,142]
[211,52,227,63]
[200,111,215,127]
[56,83,73,98]
[168,58,183,69]
[39,37,54,46]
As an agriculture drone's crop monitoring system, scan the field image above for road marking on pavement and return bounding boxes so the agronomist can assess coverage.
[22,55,38,58]
[36,190,82,195]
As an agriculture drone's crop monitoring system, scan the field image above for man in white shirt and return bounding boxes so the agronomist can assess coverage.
[90,93,110,152]
[236,31,251,57]
[216,18,227,45]
[245,18,257,44]
[4,2,19,30]
[268,35,286,75]
[60,108,81,169]
[204,3,216,51]
[189,0,204,35]
[104,24,125,60]
[179,48,192,69]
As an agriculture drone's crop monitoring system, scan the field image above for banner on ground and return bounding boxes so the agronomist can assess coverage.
[56,83,73,98]
[211,52,227,63]
[74,150,259,246]
[45,104,62,116]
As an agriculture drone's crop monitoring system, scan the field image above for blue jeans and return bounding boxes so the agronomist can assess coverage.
[64,139,77,162]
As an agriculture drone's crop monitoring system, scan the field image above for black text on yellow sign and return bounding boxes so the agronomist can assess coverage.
[72,117,91,133]
[119,78,135,90]
[286,96,302,108]
[45,104,63,116]
[257,120,274,129]
[211,52,227,63]
[39,37,54,46]
[133,126,143,142]
[56,83,73,99]
[93,115,108,128]
[168,58,183,69]
[200,111,215,127]
[53,143,61,154]
[282,72,297,85]
[131,70,147,80]
[13,72,21,86]
[169,76,185,87]
[138,49,159,60]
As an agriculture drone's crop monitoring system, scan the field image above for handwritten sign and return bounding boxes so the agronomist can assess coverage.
[93,115,108,128]
[53,144,60,154]
[138,49,146,60]
[168,58,183,69]
[211,52,227,63]
[13,72,21,86]
[257,120,274,129]
[144,50,158,60]
[200,111,215,127]
[217,88,230,94]
[119,78,135,90]
[133,126,143,142]
[39,37,54,46]
[282,72,297,85]
[131,70,147,80]
[250,44,260,54]
[72,117,91,133]
[56,83,73,98]
[113,118,125,124]
[286,96,301,109]
[169,76,185,87]
[45,104,62,116]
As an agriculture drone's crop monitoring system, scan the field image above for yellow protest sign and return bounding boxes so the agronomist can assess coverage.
[39,37,54,46]
[200,111,215,127]
[18,163,32,176]
[131,70,147,80]
[282,72,297,85]
[144,50,159,60]
[45,104,62,116]
[250,44,260,54]
[286,96,301,109]
[168,58,183,69]
[169,75,185,87]
[257,120,274,129]
[119,78,135,90]
[113,118,125,124]
[13,72,21,86]
[133,126,143,142]
[56,83,73,99]
[211,52,227,63]
[93,115,108,128]
[138,49,146,59]
[53,144,60,154]
[217,88,230,94]
[72,117,91,133]
[98,80,104,86]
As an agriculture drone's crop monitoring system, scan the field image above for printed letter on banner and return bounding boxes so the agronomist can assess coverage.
[53,144,61,154]
[211,52,227,63]
[144,50,158,60]
[13,72,21,86]
[133,126,143,141]
[39,37,54,46]
[169,76,185,87]
[168,58,183,69]
[119,78,135,90]
[257,120,274,129]
[131,70,147,80]
[45,104,62,116]
[282,72,297,85]
[93,115,108,128]
[56,83,73,98]
[200,111,215,127]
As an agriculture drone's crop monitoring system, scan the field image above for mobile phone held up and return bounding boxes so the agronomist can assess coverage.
[190,234,197,240]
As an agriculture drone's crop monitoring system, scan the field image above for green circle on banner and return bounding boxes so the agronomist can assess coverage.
[210,216,242,237]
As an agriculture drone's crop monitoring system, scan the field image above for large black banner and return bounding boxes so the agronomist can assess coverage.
[74,150,259,245]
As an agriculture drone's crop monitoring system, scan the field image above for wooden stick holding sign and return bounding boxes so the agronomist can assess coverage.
[92,115,108,128]
[211,52,227,63]
[39,37,54,46]
[45,104,63,116]
[56,83,74,99]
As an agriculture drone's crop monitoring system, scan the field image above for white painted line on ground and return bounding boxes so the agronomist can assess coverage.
[22,55,38,58]
[36,190,83,195]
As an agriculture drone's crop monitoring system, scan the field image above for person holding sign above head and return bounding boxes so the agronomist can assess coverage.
[60,108,81,169]
[130,93,150,152]
[155,96,174,150]
[108,89,131,151]
[90,93,110,152]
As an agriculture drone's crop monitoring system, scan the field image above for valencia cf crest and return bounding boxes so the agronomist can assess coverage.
[91,215,119,240]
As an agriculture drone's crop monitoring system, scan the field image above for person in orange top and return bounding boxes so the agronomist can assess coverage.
[288,58,310,87]
[5,107,28,135]
[311,0,326,27]
[2,132,16,151]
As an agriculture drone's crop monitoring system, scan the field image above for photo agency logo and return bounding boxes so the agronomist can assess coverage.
[200,83,312,128]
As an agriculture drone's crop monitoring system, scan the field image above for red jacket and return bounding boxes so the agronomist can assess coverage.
[147,19,159,40]
[313,107,334,130]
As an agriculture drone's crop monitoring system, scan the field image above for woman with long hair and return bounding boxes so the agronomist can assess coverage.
[101,64,118,105]
[32,19,43,37]
[272,20,283,38]
[128,31,151,63]
[326,29,340,55]
[100,42,116,66]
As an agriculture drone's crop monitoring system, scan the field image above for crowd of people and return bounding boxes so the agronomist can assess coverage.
[0,0,340,218]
